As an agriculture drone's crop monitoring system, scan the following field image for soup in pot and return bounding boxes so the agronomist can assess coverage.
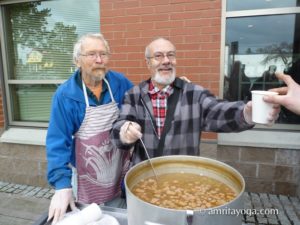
[132,172,236,210]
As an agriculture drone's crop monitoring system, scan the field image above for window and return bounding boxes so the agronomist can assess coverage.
[227,0,299,11]
[0,0,100,127]
[223,0,300,126]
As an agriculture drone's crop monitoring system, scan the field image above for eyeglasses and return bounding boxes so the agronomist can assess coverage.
[80,52,109,60]
[147,51,176,62]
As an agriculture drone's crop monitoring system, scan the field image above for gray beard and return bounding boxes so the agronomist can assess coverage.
[82,68,106,87]
[152,69,176,86]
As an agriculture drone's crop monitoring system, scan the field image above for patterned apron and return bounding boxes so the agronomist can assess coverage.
[74,79,130,204]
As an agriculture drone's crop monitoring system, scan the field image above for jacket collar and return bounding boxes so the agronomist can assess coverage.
[139,77,184,94]
[62,69,120,104]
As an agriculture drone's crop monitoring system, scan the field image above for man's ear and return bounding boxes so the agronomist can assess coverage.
[145,58,151,69]
[75,59,81,68]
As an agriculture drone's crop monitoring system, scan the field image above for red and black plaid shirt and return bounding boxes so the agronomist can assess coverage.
[148,81,174,138]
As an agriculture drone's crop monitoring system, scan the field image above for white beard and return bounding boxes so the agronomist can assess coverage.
[82,68,106,87]
[152,69,176,86]
[91,72,105,82]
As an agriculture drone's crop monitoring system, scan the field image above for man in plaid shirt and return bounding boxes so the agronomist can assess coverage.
[111,37,280,166]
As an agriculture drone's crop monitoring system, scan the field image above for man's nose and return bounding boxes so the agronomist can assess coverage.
[95,55,104,63]
[161,55,171,64]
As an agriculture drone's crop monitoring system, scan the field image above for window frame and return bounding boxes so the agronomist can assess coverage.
[218,0,300,149]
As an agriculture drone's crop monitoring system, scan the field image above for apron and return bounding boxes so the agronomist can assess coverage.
[74,78,130,204]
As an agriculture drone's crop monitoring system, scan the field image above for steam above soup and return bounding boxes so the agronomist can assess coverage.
[132,172,236,210]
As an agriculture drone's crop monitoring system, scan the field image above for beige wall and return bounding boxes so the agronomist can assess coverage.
[0,142,49,188]
[201,142,300,196]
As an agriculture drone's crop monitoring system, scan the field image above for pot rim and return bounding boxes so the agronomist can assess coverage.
[125,155,245,212]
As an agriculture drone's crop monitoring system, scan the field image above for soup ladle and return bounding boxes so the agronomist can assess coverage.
[138,137,159,183]
[127,122,159,182]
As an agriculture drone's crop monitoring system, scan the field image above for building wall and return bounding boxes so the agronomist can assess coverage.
[0,138,298,196]
[100,0,221,140]
[0,129,48,187]
[0,0,298,197]
[99,0,300,197]
[201,142,300,196]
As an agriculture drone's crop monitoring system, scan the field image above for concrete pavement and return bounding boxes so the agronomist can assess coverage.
[0,192,50,225]
[0,181,52,225]
[0,181,299,225]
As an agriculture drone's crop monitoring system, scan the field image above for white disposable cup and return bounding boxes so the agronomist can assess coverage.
[251,90,279,124]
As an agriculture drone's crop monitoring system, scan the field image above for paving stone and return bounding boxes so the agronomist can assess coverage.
[25,187,42,197]
[18,185,27,190]
[251,193,263,209]
[43,193,53,199]
[269,194,292,225]
[20,186,35,195]
[5,188,16,193]
[13,189,23,194]
[267,217,278,224]
[245,215,256,223]
[39,188,50,193]
[0,181,9,188]
[35,192,45,198]
[13,184,21,188]
[277,213,292,225]
[244,192,253,209]
[260,193,278,221]
[257,216,268,224]
[278,195,300,224]
[0,183,299,225]
[1,183,14,191]
[290,196,300,216]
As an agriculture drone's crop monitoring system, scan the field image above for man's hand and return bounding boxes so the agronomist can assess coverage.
[48,188,77,225]
[264,72,300,115]
[120,121,142,144]
[243,101,280,126]
[179,76,191,83]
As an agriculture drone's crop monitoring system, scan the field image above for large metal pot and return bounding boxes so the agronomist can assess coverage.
[125,155,245,225]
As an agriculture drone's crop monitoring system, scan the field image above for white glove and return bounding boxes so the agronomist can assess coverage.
[120,121,142,144]
[48,188,77,225]
[243,101,280,126]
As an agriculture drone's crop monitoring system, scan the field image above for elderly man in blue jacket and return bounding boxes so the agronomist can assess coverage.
[46,33,133,224]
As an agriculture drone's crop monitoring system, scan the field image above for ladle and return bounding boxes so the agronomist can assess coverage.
[138,137,159,183]
[127,122,159,182]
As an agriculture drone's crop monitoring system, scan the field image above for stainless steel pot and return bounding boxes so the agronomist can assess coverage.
[125,155,245,225]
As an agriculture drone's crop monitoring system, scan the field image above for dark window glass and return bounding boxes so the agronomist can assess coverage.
[10,84,58,122]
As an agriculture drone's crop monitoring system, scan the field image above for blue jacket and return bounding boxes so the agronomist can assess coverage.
[46,69,133,190]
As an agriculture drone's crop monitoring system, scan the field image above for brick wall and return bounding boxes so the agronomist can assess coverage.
[100,0,222,140]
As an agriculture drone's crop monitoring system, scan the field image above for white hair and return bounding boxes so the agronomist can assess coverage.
[144,37,175,59]
[73,33,110,63]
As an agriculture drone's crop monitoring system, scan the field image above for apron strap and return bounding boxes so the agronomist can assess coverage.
[82,78,116,107]
[82,81,90,107]
[103,78,116,103]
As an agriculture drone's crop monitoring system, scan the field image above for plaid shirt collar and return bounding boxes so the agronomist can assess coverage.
[148,80,174,138]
